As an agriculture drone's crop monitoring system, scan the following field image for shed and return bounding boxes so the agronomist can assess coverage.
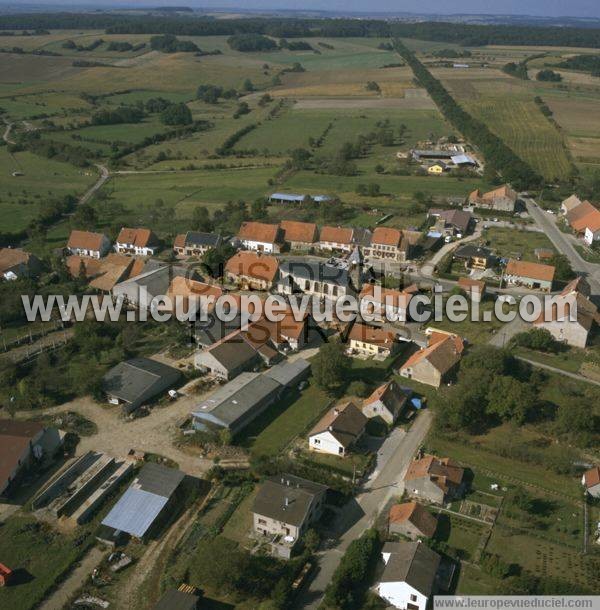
[263,358,311,388]
[0,563,13,587]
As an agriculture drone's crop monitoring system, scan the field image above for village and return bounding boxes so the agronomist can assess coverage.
[1,178,600,610]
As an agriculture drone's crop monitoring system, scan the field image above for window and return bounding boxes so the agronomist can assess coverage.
[258,518,267,525]
[313,438,321,445]
[410,595,417,602]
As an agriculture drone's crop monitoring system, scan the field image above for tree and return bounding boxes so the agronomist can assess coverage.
[312,342,349,393]
[549,253,576,282]
[366,81,380,92]
[201,243,236,278]
[536,69,562,82]
[191,206,213,232]
[348,381,370,398]
[160,102,192,126]
[251,198,268,219]
[487,376,537,424]
[510,328,557,353]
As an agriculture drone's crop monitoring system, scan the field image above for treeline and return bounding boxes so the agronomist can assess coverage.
[556,53,600,75]
[394,39,542,189]
[503,61,529,80]
[1,14,600,49]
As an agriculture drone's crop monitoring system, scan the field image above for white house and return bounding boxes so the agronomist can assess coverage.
[67,230,111,259]
[308,402,367,457]
[115,228,160,256]
[237,221,283,254]
[376,541,440,610]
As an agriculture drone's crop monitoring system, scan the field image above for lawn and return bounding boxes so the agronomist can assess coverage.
[0,515,93,610]
[482,226,556,262]
[221,485,259,544]
[433,511,489,561]
[514,345,587,374]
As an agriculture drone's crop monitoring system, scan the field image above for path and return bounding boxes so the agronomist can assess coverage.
[295,410,433,609]
[38,546,105,610]
[516,356,600,388]
[420,227,482,278]
[2,120,14,145]
[79,164,110,206]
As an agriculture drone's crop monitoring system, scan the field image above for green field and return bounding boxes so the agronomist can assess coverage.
[482,226,556,261]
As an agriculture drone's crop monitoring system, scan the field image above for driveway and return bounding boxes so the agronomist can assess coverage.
[295,410,433,609]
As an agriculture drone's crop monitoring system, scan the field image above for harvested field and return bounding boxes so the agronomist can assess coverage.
[293,93,435,110]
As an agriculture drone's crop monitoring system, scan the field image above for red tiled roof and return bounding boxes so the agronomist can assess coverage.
[238,221,281,244]
[225,251,279,282]
[320,226,354,245]
[0,248,32,274]
[389,501,437,537]
[458,277,485,293]
[360,284,413,310]
[173,234,186,249]
[584,467,600,489]
[280,220,318,244]
[116,227,157,248]
[67,230,107,252]
[401,333,463,375]
[505,259,555,282]
[371,227,402,247]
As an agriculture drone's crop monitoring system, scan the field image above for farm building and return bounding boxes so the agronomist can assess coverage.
[279,220,319,249]
[376,541,441,610]
[190,372,282,436]
[269,192,330,204]
[115,227,161,256]
[468,185,518,212]
[263,358,311,387]
[362,380,409,425]
[504,259,555,292]
[0,419,62,497]
[238,221,284,253]
[225,251,279,290]
[451,154,477,167]
[560,194,582,216]
[252,474,327,558]
[195,331,261,379]
[100,463,186,541]
[404,454,465,504]
[308,402,367,457]
[102,357,182,414]
[565,200,600,246]
[0,248,42,281]
[399,331,464,388]
[67,230,111,259]
[411,149,454,162]
[173,231,222,258]
[388,501,438,539]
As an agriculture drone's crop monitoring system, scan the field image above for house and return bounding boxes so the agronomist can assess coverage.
[102,357,182,414]
[0,563,13,587]
[566,200,600,246]
[560,194,582,216]
[427,163,447,175]
[388,502,438,539]
[319,226,355,252]
[404,454,465,504]
[269,192,330,204]
[67,253,145,292]
[248,313,310,352]
[252,474,327,558]
[225,251,279,290]
[359,284,413,323]
[173,231,222,258]
[115,227,160,256]
[67,230,111,259]
[0,248,42,280]
[468,184,518,212]
[399,331,464,388]
[453,245,495,270]
[458,277,486,303]
[191,372,282,436]
[238,221,283,253]
[362,380,408,425]
[100,463,185,541]
[504,259,555,292]
[277,260,353,300]
[376,541,441,610]
[279,220,319,250]
[308,402,367,456]
[112,263,199,310]
[362,227,417,262]
[166,276,223,317]
[195,330,260,379]
[153,589,200,610]
[0,419,63,497]
[533,277,599,348]
[428,209,472,236]
[348,323,399,358]
[582,466,600,498]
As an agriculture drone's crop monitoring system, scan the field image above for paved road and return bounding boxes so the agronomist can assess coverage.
[295,410,433,609]
[517,357,600,388]
[420,228,482,278]
[524,198,600,295]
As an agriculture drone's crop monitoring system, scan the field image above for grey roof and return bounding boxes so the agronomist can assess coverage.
[195,313,244,347]
[454,245,494,260]
[380,541,440,595]
[412,149,454,159]
[252,474,328,527]
[280,260,349,287]
[263,359,311,387]
[207,333,258,371]
[451,154,476,165]
[101,463,184,538]
[270,192,330,203]
[102,357,181,408]
[191,372,281,428]
[153,589,199,610]
[185,231,222,248]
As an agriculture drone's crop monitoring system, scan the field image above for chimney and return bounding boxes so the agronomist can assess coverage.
[285,497,289,507]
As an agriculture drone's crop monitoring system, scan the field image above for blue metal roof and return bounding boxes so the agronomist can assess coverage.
[101,488,168,538]
[451,154,476,165]
[270,193,331,203]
